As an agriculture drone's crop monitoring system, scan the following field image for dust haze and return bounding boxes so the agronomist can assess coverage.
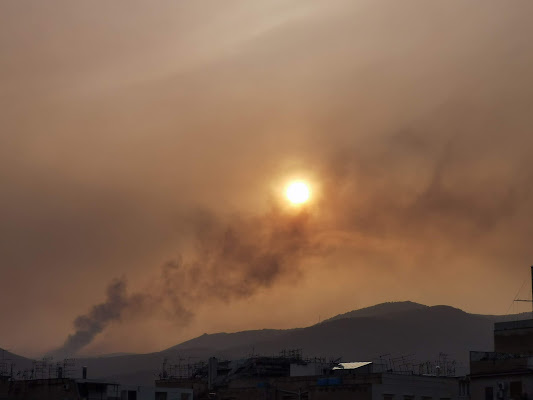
[1,0,533,356]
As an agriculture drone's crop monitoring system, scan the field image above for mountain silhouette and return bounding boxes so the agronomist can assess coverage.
[3,302,525,385]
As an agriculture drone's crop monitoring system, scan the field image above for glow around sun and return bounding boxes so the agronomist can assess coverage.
[286,181,311,204]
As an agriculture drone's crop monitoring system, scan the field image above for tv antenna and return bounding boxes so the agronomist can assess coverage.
[514,266,533,314]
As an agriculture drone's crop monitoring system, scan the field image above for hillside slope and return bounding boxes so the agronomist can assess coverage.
[3,302,506,385]
[321,301,428,323]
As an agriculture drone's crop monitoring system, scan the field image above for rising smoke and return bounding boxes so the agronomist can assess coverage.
[52,208,320,357]
[52,126,533,357]
[4,0,533,357]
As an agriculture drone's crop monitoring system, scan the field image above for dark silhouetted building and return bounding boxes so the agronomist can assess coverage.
[470,318,533,400]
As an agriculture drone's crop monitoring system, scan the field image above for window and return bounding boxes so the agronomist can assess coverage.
[459,381,470,396]
[510,381,522,399]
[485,386,494,400]
[155,392,167,400]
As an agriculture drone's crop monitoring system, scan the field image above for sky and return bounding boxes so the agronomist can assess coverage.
[1,0,533,358]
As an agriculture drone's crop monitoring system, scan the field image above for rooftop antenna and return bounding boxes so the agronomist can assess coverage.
[514,266,533,315]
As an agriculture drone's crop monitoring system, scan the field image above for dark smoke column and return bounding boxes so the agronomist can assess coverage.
[51,279,131,358]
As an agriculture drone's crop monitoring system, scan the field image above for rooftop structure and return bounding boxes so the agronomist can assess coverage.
[157,351,466,400]
[468,266,533,400]
[0,377,120,400]
[494,319,533,355]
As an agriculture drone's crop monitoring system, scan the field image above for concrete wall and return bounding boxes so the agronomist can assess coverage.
[120,385,193,400]
[372,374,463,400]
[470,351,533,375]
[210,373,463,400]
[290,363,328,377]
[470,373,533,400]
[2,379,80,400]
[494,320,533,355]
[214,375,376,400]
[0,378,124,400]
[310,383,372,400]
[155,380,205,399]
[215,383,372,400]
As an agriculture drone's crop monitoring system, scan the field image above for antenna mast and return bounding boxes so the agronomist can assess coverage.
[513,266,533,315]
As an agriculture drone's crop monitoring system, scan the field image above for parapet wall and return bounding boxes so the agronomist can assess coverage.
[494,319,533,354]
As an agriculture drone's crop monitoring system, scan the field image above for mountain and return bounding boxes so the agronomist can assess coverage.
[0,349,33,376]
[2,302,518,385]
[166,329,289,353]
[321,301,428,323]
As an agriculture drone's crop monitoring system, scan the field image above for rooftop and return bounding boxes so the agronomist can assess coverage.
[332,362,372,370]
[495,319,533,332]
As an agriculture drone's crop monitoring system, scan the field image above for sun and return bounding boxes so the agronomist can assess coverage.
[286,181,310,205]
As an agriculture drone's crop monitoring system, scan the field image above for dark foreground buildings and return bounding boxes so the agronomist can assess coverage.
[5,267,533,400]
[0,377,120,400]
[470,318,533,400]
[156,354,468,400]
[0,369,193,400]
[3,316,533,400]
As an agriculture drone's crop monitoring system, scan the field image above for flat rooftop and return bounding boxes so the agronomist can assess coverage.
[495,319,533,331]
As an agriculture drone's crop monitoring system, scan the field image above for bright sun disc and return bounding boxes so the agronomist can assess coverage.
[286,181,310,204]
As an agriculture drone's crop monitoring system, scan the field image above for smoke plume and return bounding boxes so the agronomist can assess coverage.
[52,208,319,356]
[3,0,533,356]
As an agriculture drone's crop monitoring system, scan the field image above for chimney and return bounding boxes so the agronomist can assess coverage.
[82,366,87,380]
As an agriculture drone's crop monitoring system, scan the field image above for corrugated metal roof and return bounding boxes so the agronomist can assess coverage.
[332,362,372,370]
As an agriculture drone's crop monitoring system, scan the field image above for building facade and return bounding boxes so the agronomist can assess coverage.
[470,319,533,400]
[157,356,467,400]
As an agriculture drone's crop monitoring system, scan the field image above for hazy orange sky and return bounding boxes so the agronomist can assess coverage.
[1,0,533,358]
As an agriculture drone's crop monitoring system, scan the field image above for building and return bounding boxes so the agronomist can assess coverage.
[470,310,533,398]
[494,319,533,355]
[469,267,533,400]
[215,372,465,400]
[0,377,120,400]
[0,367,194,400]
[157,354,467,400]
[290,361,331,377]
[470,319,533,400]
[470,351,533,400]
[120,385,193,400]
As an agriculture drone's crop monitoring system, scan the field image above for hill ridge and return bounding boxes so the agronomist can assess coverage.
[2,302,529,386]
